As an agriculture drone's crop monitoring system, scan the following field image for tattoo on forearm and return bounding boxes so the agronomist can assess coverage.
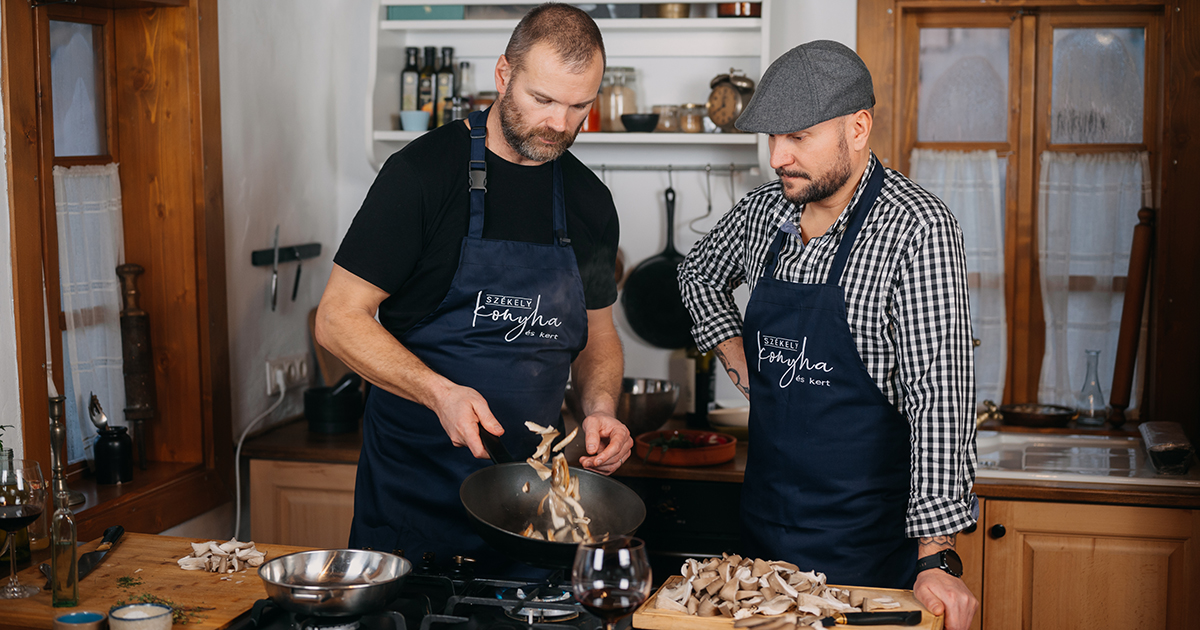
[714,346,750,397]
[919,534,957,549]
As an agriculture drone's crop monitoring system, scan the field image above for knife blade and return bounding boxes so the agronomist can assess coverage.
[820,610,923,626]
[40,526,124,590]
[78,525,124,580]
[270,226,280,311]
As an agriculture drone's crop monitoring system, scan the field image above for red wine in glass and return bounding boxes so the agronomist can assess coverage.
[0,505,43,531]
[577,588,647,624]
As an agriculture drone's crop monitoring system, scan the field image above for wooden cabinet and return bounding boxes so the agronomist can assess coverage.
[249,459,357,549]
[981,500,1200,630]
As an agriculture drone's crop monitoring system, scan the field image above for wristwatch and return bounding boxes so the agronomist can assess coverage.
[916,549,963,577]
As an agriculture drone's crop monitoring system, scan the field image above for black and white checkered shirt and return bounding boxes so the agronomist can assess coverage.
[678,154,978,538]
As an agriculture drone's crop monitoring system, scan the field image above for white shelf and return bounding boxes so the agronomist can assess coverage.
[373,130,758,145]
[381,17,762,32]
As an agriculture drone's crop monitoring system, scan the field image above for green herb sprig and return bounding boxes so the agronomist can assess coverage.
[115,574,212,625]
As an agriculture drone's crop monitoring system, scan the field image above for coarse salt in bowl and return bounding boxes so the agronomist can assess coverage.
[109,603,172,630]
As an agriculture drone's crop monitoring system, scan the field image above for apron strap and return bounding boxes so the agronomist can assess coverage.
[827,156,885,286]
[467,108,488,238]
[465,107,570,247]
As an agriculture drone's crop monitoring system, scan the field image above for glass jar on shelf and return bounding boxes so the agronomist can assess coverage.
[652,105,679,132]
[600,67,638,132]
[679,103,707,133]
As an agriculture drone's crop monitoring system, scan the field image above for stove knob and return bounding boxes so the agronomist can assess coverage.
[419,551,438,574]
[451,555,476,580]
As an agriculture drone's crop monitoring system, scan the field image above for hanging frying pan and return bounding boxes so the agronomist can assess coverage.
[621,187,694,349]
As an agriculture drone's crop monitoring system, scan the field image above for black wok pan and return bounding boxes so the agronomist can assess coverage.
[621,187,695,349]
[460,462,646,568]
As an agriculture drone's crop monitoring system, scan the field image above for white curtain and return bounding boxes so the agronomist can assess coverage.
[1037,151,1151,409]
[910,149,1007,407]
[53,163,126,463]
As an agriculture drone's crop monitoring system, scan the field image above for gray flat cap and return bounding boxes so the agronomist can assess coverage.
[736,40,875,135]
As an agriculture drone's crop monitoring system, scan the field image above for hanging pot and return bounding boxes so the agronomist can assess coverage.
[621,188,694,349]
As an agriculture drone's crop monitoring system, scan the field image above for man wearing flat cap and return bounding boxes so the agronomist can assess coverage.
[679,41,978,629]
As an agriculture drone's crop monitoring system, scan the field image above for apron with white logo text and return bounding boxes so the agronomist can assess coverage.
[350,108,588,577]
[740,162,917,588]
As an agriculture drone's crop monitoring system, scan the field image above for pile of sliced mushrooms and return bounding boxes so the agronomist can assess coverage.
[177,538,266,573]
[517,421,598,543]
[654,554,903,629]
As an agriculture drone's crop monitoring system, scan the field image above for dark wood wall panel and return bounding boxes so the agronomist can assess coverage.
[113,6,204,463]
[1148,2,1200,442]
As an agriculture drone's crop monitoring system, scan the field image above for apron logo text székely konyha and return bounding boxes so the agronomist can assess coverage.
[756,330,834,389]
[473,291,563,342]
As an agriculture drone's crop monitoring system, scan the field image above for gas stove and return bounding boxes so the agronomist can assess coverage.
[231,565,629,630]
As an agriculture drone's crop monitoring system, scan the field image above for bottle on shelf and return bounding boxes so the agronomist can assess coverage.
[50,491,77,607]
[435,47,456,127]
[685,346,716,429]
[418,46,438,129]
[400,47,420,114]
[456,60,474,104]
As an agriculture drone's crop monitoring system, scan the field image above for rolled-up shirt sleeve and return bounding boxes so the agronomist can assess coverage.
[678,200,750,353]
[892,215,978,538]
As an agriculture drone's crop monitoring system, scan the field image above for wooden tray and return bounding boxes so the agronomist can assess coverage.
[632,575,943,630]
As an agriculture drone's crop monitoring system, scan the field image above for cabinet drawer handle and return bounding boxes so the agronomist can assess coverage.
[989,524,1006,539]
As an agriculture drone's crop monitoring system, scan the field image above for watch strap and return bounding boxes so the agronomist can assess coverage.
[916,549,962,577]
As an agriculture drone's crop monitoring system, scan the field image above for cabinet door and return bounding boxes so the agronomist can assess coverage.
[250,459,357,548]
[983,500,1200,630]
[957,497,984,630]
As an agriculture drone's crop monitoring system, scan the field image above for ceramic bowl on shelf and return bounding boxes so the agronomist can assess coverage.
[620,113,660,133]
[635,429,737,467]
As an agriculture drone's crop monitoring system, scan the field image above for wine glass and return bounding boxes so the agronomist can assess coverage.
[0,460,47,599]
[571,536,652,630]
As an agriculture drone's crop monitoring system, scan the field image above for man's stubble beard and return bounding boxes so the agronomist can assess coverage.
[498,87,582,163]
[777,133,853,207]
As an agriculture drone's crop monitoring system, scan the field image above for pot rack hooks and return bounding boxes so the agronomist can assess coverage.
[688,165,714,234]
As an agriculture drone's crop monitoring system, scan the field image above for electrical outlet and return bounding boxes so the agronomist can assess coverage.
[265,354,309,396]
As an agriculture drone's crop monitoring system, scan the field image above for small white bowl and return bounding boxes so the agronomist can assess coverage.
[708,405,749,428]
[109,603,172,630]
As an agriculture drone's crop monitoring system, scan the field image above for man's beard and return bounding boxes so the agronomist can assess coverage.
[776,135,853,207]
[498,92,581,162]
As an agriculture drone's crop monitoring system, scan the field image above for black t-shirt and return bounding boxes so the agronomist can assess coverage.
[335,121,620,339]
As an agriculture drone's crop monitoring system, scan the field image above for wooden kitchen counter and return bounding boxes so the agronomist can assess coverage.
[242,417,1200,509]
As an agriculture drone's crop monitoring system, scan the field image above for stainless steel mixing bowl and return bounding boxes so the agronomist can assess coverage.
[565,377,680,436]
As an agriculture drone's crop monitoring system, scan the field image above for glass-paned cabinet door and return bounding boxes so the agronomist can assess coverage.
[1050,28,1145,144]
[918,28,1010,143]
[49,20,107,157]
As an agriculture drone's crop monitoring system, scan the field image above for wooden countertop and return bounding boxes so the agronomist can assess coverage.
[243,417,1200,509]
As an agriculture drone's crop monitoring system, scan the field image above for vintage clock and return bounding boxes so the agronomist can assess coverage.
[706,69,756,132]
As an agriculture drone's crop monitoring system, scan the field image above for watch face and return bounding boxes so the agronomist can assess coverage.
[944,550,963,577]
[706,82,742,128]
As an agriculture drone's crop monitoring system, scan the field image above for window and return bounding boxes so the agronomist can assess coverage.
[861,2,1163,411]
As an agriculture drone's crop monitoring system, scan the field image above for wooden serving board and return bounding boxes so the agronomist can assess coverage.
[6,532,311,630]
[632,576,943,630]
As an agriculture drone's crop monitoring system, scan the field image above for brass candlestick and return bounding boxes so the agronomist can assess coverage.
[47,396,85,506]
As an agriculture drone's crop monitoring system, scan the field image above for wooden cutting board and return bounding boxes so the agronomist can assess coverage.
[5,532,311,630]
[632,575,944,630]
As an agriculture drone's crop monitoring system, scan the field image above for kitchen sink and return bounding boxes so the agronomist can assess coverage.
[975,430,1200,487]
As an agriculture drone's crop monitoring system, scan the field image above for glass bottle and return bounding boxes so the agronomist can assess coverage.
[1075,349,1107,427]
[600,67,637,132]
[51,491,77,607]
[685,346,716,429]
[400,47,420,113]
[418,46,438,128]
[456,60,474,103]
[434,47,455,126]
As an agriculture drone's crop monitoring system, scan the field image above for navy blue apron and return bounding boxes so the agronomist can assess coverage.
[740,162,918,589]
[350,108,588,577]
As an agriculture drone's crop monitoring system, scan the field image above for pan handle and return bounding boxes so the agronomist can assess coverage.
[479,427,514,464]
[663,187,677,254]
[292,590,333,603]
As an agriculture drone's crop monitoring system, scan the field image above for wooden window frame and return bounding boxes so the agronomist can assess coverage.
[1,0,232,539]
[858,0,1186,426]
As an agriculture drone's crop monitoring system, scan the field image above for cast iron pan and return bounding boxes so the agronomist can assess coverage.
[621,187,695,349]
[459,462,646,568]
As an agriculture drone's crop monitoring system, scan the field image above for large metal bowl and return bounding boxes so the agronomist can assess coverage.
[565,377,680,437]
[258,549,411,617]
